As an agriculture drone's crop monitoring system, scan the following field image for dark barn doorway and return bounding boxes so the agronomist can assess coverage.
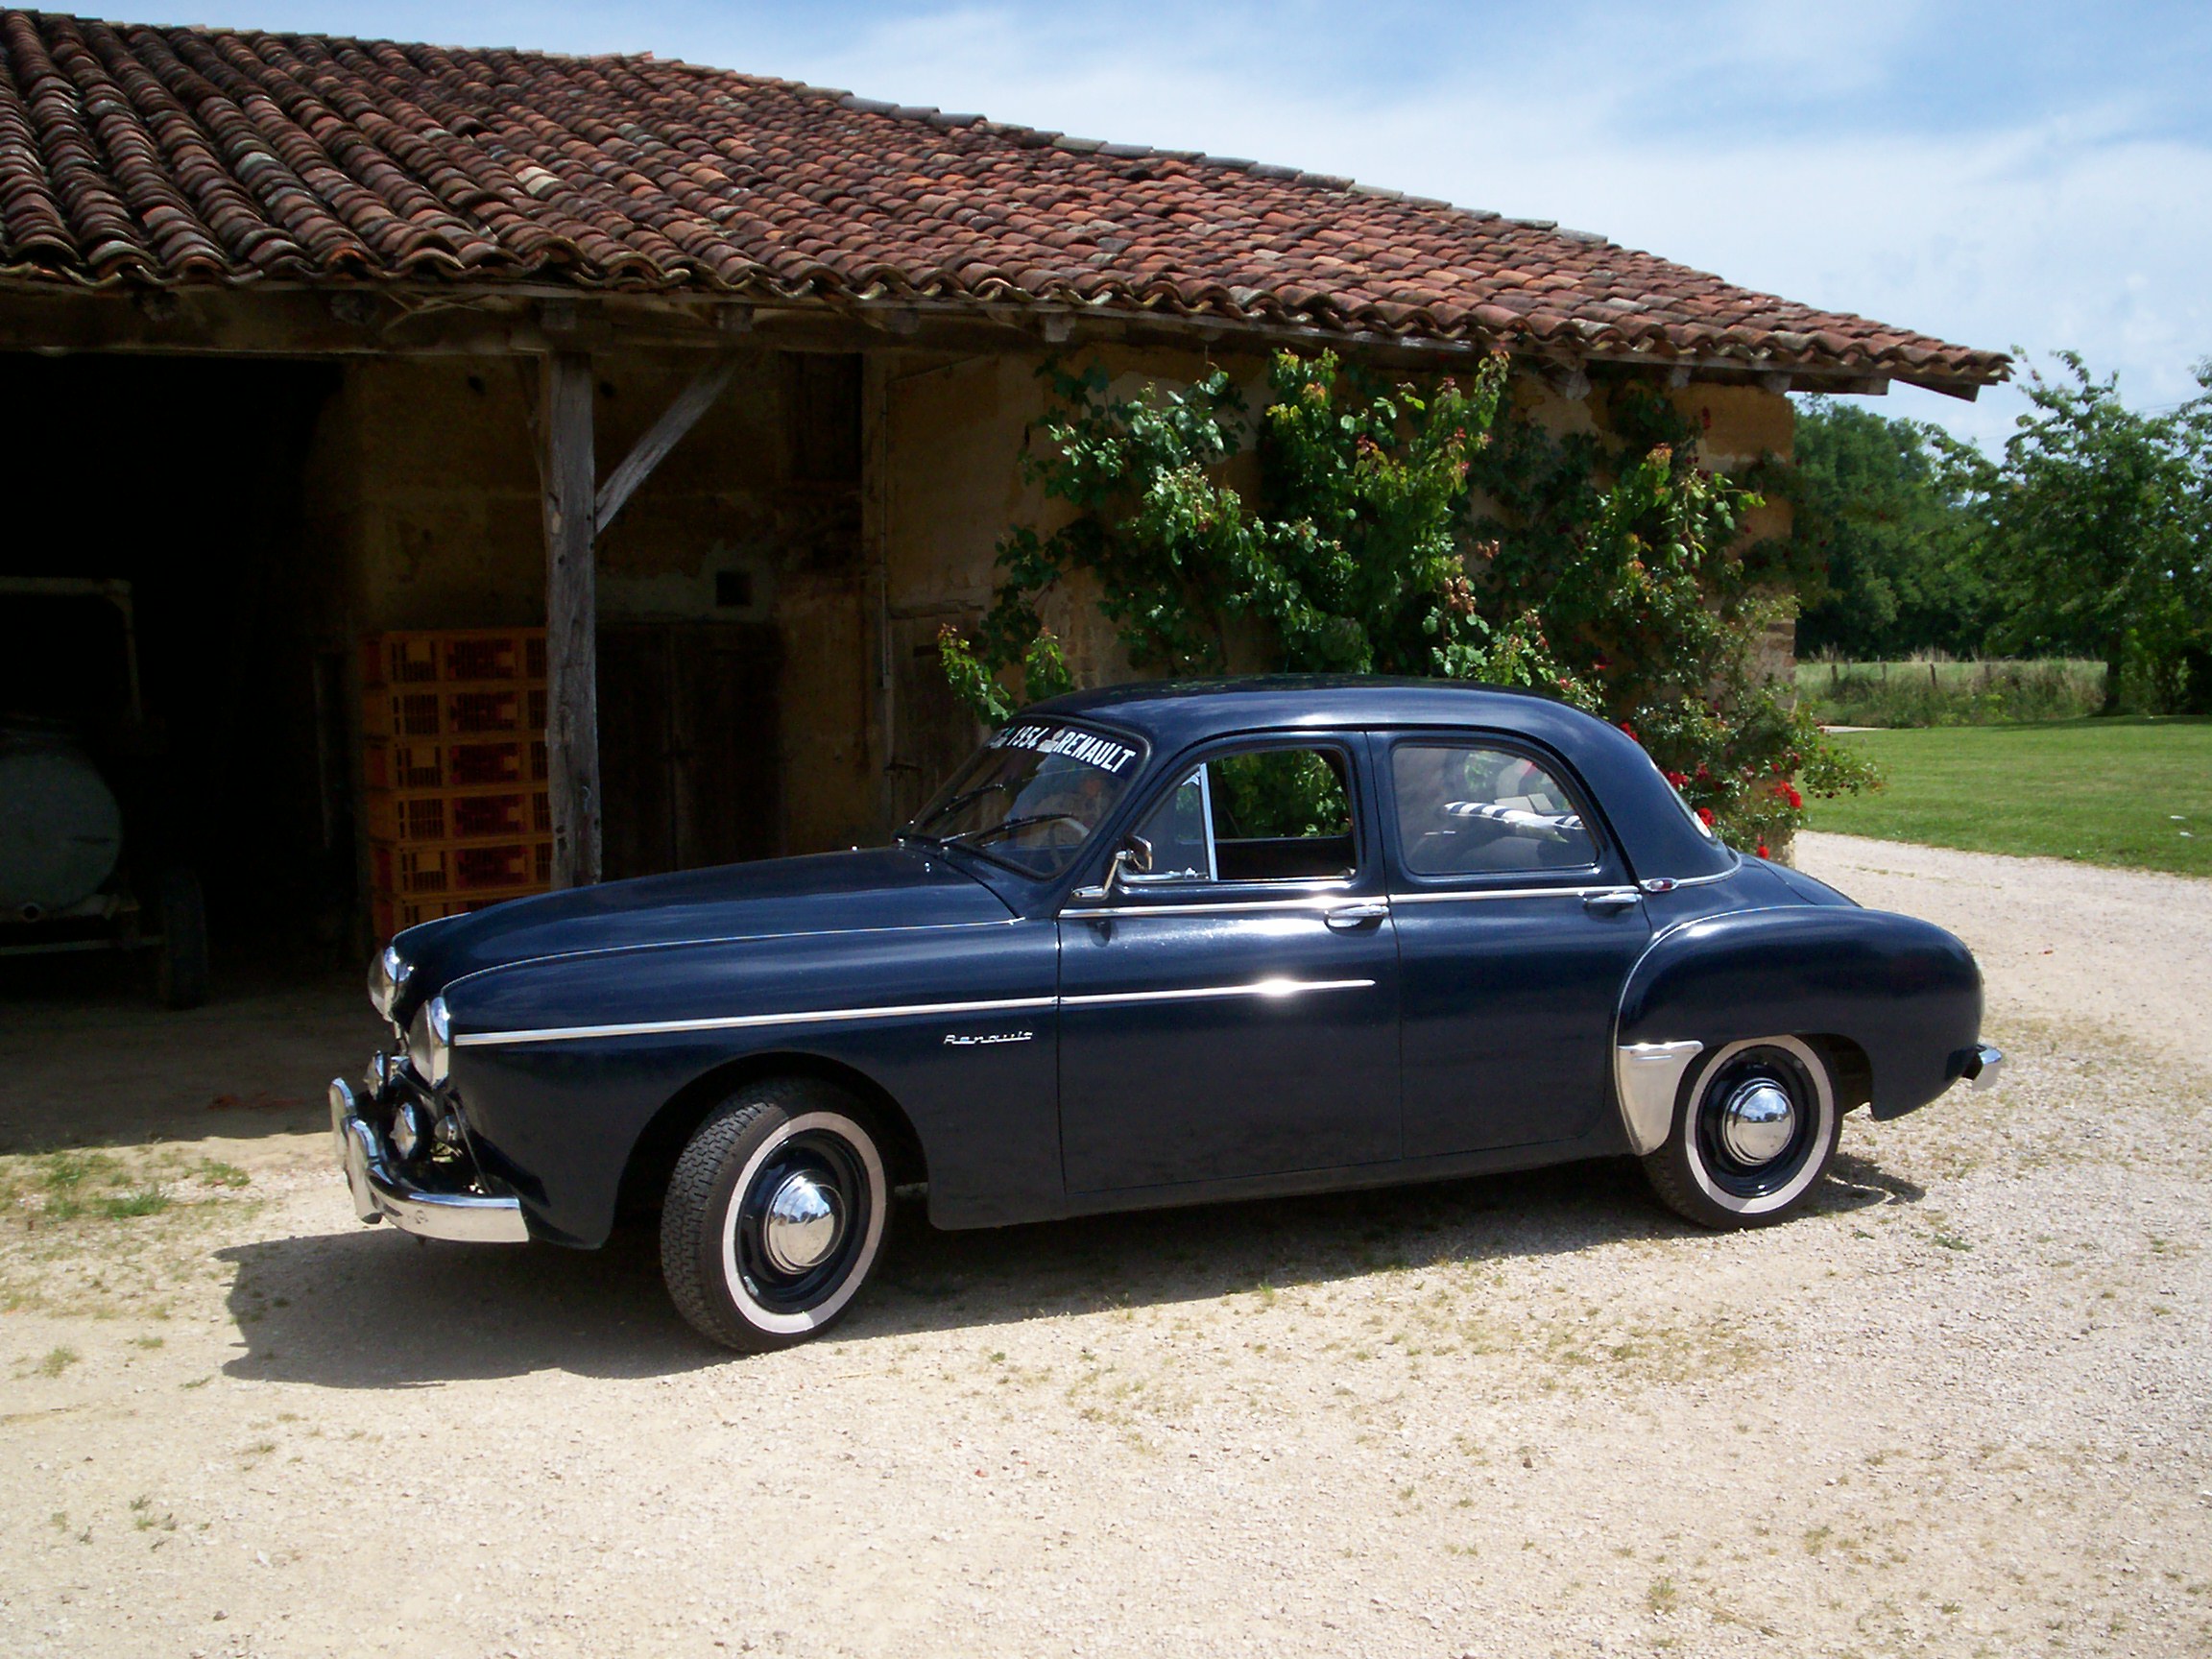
[0,352,341,997]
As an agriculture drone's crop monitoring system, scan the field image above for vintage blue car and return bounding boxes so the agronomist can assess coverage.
[332,679,2001,1350]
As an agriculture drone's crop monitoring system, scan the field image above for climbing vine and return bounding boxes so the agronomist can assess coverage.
[942,349,1873,852]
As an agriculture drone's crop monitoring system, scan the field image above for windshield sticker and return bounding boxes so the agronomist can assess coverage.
[988,723,1139,774]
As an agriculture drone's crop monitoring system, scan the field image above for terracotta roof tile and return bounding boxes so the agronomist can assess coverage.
[0,11,2008,383]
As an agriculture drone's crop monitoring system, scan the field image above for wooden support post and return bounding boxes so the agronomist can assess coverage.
[540,351,601,889]
[533,348,742,887]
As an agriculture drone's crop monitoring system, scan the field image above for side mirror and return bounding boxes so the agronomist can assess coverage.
[1075,834,1154,902]
[1118,833,1154,878]
[1106,834,1155,894]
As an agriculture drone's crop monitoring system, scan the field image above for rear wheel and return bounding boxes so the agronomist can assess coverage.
[1641,1036,1839,1230]
[660,1079,891,1352]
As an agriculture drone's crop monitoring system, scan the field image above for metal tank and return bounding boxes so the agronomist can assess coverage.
[0,721,125,918]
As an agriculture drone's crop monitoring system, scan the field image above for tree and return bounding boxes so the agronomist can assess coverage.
[944,351,1872,853]
[1788,398,1987,660]
[1944,352,2210,714]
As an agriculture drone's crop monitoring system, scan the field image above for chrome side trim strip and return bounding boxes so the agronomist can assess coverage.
[1061,977,1376,1009]
[454,977,1375,1049]
[1390,884,1634,905]
[454,994,1059,1049]
[1060,889,1354,920]
[1639,856,1743,894]
[1615,1040,1705,1156]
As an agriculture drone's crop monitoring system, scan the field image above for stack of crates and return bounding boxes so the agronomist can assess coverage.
[362,629,552,939]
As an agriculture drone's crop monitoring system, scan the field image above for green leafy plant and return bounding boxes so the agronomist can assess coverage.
[944,350,1873,851]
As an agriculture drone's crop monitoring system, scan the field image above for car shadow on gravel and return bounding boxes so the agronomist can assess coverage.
[216,1224,723,1387]
[216,1148,1927,1387]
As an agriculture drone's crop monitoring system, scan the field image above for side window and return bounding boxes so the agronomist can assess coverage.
[1392,743,1597,877]
[1128,746,1357,884]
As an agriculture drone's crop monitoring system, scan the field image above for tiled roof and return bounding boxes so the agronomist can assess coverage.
[0,12,2008,386]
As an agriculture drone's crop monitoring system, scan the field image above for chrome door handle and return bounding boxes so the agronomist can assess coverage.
[1324,903,1390,931]
[1582,890,1640,914]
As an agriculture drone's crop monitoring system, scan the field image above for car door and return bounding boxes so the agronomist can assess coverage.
[1056,734,1402,1193]
[1384,732,1651,1156]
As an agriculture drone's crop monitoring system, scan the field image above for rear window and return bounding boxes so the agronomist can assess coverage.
[1392,742,1597,876]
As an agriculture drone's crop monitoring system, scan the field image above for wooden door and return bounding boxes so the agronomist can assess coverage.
[600,622,781,879]
[886,613,985,828]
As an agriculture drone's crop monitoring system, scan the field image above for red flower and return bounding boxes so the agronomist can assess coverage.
[1695,806,1715,827]
[1664,770,1688,788]
[1618,722,1638,742]
[1786,785,1803,810]
[1756,843,1770,859]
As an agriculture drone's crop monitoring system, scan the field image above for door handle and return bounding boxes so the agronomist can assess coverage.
[1324,902,1390,931]
[1582,889,1640,915]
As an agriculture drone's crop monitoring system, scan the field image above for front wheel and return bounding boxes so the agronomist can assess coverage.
[660,1079,891,1352]
[1641,1036,1839,1230]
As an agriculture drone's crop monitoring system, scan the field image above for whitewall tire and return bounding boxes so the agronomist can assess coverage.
[1641,1035,1839,1230]
[661,1079,891,1352]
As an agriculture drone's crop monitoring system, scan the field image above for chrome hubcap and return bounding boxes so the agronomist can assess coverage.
[1719,1080,1795,1166]
[760,1170,841,1274]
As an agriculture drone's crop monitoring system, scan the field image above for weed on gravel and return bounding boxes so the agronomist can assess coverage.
[0,1144,263,1318]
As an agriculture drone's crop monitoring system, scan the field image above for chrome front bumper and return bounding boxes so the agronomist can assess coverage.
[328,1079,530,1243]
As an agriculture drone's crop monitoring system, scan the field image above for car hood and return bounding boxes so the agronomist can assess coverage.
[388,845,1014,1016]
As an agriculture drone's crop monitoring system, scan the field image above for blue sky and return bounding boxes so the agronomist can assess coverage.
[153,1,2211,447]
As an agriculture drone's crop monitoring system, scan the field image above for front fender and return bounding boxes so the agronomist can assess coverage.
[1618,904,1984,1124]
[439,920,1060,1246]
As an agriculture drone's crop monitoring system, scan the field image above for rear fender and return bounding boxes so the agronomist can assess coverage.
[1615,905,1983,1147]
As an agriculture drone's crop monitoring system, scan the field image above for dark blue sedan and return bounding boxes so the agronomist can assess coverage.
[332,679,2001,1351]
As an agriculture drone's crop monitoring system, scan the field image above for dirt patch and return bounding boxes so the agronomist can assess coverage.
[2,842,2209,1657]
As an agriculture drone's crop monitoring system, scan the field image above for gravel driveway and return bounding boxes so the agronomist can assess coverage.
[3,835,2208,1658]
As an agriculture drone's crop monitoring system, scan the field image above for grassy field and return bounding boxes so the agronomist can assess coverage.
[1806,717,2211,878]
[1795,657,2104,727]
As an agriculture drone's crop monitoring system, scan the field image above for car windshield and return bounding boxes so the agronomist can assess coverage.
[903,719,1144,878]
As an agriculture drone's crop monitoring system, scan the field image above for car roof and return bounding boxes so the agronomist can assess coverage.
[1032,675,1590,746]
[1022,675,1737,883]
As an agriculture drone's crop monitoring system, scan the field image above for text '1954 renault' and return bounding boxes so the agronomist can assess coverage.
[332,678,2002,1351]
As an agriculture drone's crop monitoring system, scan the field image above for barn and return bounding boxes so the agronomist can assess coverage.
[0,12,2008,992]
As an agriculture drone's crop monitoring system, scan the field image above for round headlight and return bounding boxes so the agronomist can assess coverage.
[409,995,453,1086]
[369,945,412,1022]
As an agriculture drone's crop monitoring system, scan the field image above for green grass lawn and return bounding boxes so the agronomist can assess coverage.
[1805,717,2211,878]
